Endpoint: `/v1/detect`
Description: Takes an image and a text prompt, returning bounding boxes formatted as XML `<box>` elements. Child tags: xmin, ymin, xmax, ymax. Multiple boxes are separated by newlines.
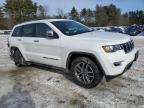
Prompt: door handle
<box><xmin>34</xmin><ymin>40</ymin><xmax>39</xmax><ymax>42</ymax></box>
<box><xmin>17</xmin><ymin>39</ymin><xmax>21</xmax><ymax>41</ymax></box>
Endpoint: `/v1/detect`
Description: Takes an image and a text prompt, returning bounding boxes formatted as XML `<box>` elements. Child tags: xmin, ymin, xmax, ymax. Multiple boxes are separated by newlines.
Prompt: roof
<box><xmin>14</xmin><ymin>19</ymin><xmax>71</xmax><ymax>27</ymax></box>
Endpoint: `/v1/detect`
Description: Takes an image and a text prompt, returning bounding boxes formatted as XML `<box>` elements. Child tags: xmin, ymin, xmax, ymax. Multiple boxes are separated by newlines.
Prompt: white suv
<box><xmin>8</xmin><ymin>19</ymin><xmax>139</xmax><ymax>88</ymax></box>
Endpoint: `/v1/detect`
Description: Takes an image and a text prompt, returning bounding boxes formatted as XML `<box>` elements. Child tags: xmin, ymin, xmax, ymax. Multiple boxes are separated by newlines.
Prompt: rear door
<box><xmin>20</xmin><ymin>23</ymin><xmax>37</xmax><ymax>61</ymax></box>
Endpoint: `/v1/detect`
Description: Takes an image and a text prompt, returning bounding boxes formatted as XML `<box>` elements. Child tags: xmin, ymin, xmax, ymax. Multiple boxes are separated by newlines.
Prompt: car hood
<box><xmin>72</xmin><ymin>31</ymin><xmax>131</xmax><ymax>44</ymax></box>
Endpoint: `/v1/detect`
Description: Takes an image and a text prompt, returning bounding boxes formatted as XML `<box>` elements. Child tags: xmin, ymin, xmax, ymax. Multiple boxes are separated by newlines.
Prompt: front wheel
<box><xmin>70</xmin><ymin>57</ymin><xmax>103</xmax><ymax>88</ymax></box>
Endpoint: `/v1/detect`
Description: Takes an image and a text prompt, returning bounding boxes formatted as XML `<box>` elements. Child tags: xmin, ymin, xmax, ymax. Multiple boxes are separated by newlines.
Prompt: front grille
<box><xmin>120</xmin><ymin>40</ymin><xmax>134</xmax><ymax>53</ymax></box>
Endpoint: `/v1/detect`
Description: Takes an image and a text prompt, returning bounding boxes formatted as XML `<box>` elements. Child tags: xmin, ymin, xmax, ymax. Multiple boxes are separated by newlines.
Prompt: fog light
<box><xmin>114</xmin><ymin>62</ymin><xmax>122</xmax><ymax>66</ymax></box>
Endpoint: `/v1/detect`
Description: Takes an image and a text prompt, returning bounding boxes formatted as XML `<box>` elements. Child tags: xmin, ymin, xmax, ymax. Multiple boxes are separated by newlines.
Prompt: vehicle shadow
<box><xmin>30</xmin><ymin>64</ymin><xmax>74</xmax><ymax>83</ymax></box>
<box><xmin>0</xmin><ymin>83</ymin><xmax>35</xmax><ymax>108</ymax></box>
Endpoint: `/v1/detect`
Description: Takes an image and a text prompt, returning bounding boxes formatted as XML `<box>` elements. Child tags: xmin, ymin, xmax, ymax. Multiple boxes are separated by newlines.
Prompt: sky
<box><xmin>0</xmin><ymin>0</ymin><xmax>144</xmax><ymax>15</ymax></box>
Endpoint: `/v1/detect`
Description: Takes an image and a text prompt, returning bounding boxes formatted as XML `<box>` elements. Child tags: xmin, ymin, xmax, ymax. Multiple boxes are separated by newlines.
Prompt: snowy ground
<box><xmin>0</xmin><ymin>35</ymin><xmax>144</xmax><ymax>108</ymax></box>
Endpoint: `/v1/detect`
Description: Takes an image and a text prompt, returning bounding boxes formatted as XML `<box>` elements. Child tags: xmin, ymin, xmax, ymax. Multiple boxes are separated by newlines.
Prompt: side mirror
<box><xmin>46</xmin><ymin>30</ymin><xmax>54</xmax><ymax>37</ymax></box>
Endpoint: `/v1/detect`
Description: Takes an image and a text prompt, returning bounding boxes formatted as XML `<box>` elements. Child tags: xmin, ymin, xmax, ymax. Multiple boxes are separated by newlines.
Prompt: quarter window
<box><xmin>12</xmin><ymin>26</ymin><xmax>22</xmax><ymax>37</ymax></box>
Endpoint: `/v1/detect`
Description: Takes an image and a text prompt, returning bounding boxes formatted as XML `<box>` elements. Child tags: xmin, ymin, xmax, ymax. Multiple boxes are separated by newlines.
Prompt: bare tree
<box><xmin>37</xmin><ymin>5</ymin><xmax>48</xmax><ymax>19</ymax></box>
<box><xmin>56</xmin><ymin>8</ymin><xmax>64</xmax><ymax>18</ymax></box>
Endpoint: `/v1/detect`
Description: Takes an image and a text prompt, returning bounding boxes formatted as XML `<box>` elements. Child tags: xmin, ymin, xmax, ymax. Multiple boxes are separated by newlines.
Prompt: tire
<box><xmin>13</xmin><ymin>49</ymin><xmax>27</xmax><ymax>67</ymax></box>
<box><xmin>70</xmin><ymin>57</ymin><xmax>103</xmax><ymax>88</ymax></box>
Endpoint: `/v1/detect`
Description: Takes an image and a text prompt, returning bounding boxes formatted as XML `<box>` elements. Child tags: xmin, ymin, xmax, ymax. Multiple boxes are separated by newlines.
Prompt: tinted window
<box><xmin>12</xmin><ymin>26</ymin><xmax>22</xmax><ymax>37</ymax></box>
<box><xmin>36</xmin><ymin>23</ymin><xmax>51</xmax><ymax>38</ymax></box>
<box><xmin>22</xmin><ymin>24</ymin><xmax>35</xmax><ymax>37</ymax></box>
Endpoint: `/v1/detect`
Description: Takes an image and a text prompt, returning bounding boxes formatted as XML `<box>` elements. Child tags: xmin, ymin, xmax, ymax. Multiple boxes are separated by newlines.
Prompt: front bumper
<box><xmin>106</xmin><ymin>50</ymin><xmax>139</xmax><ymax>81</ymax></box>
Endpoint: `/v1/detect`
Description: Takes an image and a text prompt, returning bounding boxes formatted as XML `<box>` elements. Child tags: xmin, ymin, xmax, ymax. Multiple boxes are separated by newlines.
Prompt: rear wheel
<box><xmin>13</xmin><ymin>49</ymin><xmax>27</xmax><ymax>67</ymax></box>
<box><xmin>70</xmin><ymin>57</ymin><xmax>103</xmax><ymax>88</ymax></box>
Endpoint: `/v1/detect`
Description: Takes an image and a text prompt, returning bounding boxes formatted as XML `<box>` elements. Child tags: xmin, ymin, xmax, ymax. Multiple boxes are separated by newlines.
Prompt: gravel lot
<box><xmin>0</xmin><ymin>35</ymin><xmax>144</xmax><ymax>108</ymax></box>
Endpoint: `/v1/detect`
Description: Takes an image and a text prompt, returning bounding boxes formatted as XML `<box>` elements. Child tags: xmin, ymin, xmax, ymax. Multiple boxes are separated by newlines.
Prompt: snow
<box><xmin>132</xmin><ymin>36</ymin><xmax>144</xmax><ymax>39</ymax></box>
<box><xmin>0</xmin><ymin>35</ymin><xmax>144</xmax><ymax>108</ymax></box>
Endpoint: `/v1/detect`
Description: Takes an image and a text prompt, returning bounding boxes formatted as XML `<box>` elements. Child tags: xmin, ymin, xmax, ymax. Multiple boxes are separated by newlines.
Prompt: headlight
<box><xmin>102</xmin><ymin>44</ymin><xmax>122</xmax><ymax>53</ymax></box>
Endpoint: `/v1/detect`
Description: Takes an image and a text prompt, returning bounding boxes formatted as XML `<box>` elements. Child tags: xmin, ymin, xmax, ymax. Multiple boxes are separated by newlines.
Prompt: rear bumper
<box><xmin>106</xmin><ymin>51</ymin><xmax>139</xmax><ymax>81</ymax></box>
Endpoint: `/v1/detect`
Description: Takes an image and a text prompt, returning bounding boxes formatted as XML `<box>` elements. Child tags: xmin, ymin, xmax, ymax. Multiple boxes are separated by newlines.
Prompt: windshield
<box><xmin>51</xmin><ymin>20</ymin><xmax>92</xmax><ymax>36</ymax></box>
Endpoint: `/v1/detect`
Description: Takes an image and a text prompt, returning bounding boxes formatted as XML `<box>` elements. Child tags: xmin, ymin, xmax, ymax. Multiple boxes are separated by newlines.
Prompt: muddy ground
<box><xmin>0</xmin><ymin>35</ymin><xmax>144</xmax><ymax>108</ymax></box>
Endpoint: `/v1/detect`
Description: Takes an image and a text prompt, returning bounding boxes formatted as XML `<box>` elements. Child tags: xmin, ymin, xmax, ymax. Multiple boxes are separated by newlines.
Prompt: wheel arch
<box><xmin>10</xmin><ymin>46</ymin><xmax>28</xmax><ymax>61</ymax></box>
<box><xmin>66</xmin><ymin>51</ymin><xmax>105</xmax><ymax>75</ymax></box>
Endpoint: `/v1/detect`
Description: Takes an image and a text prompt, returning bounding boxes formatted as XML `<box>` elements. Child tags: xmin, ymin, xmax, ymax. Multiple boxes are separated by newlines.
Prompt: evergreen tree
<box><xmin>95</xmin><ymin>5</ymin><xmax>108</xmax><ymax>26</ymax></box>
<box><xmin>69</xmin><ymin>6</ymin><xmax>79</xmax><ymax>21</ymax></box>
<box><xmin>80</xmin><ymin>8</ymin><xmax>94</xmax><ymax>26</ymax></box>
<box><xmin>118</xmin><ymin>14</ymin><xmax>129</xmax><ymax>26</ymax></box>
<box><xmin>0</xmin><ymin>7</ymin><xmax>5</xmax><ymax>29</ymax></box>
<box><xmin>127</xmin><ymin>10</ymin><xmax>144</xmax><ymax>25</ymax></box>
<box><xmin>87</xmin><ymin>8</ymin><xmax>94</xmax><ymax>24</ymax></box>
<box><xmin>0</xmin><ymin>7</ymin><xmax>3</xmax><ymax>21</ymax></box>
<box><xmin>106</xmin><ymin>4</ymin><xmax>121</xmax><ymax>25</ymax></box>
<box><xmin>80</xmin><ymin>8</ymin><xmax>87</xmax><ymax>22</ymax></box>
<box><xmin>4</xmin><ymin>0</ymin><xmax>38</xmax><ymax>27</ymax></box>
<box><xmin>38</xmin><ymin>5</ymin><xmax>47</xmax><ymax>19</ymax></box>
